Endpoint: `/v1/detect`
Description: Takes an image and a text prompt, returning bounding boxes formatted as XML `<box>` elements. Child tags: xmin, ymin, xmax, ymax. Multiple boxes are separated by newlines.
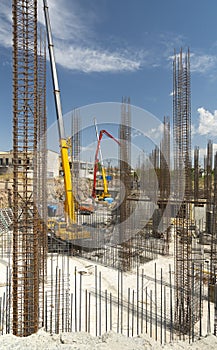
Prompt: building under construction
<box><xmin>0</xmin><ymin>0</ymin><xmax>217</xmax><ymax>346</ymax></box>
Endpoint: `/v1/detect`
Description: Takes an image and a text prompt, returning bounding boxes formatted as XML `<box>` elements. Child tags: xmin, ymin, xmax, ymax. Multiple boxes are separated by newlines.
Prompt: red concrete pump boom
<box><xmin>92</xmin><ymin>130</ymin><xmax>120</xmax><ymax>199</ymax></box>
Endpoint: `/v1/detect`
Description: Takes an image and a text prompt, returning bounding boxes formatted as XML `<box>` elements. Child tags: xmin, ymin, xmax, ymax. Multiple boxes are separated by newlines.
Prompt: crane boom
<box><xmin>92</xmin><ymin>130</ymin><xmax>120</xmax><ymax>199</ymax></box>
<box><xmin>43</xmin><ymin>0</ymin><xmax>64</xmax><ymax>139</ymax></box>
<box><xmin>93</xmin><ymin>119</ymin><xmax>108</xmax><ymax>196</ymax></box>
<box><xmin>43</xmin><ymin>0</ymin><xmax>75</xmax><ymax>223</ymax></box>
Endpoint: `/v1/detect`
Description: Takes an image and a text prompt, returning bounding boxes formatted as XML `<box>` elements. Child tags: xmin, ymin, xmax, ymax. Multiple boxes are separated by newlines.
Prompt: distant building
<box><xmin>59</xmin><ymin>158</ymin><xmax>94</xmax><ymax>180</ymax></box>
<box><xmin>47</xmin><ymin>150</ymin><xmax>59</xmax><ymax>178</ymax></box>
<box><xmin>0</xmin><ymin>149</ymin><xmax>59</xmax><ymax>178</ymax></box>
<box><xmin>0</xmin><ymin>151</ymin><xmax>13</xmax><ymax>175</ymax></box>
<box><xmin>74</xmin><ymin>160</ymin><xmax>94</xmax><ymax>180</ymax></box>
<box><xmin>0</xmin><ymin>150</ymin><xmax>94</xmax><ymax>180</ymax></box>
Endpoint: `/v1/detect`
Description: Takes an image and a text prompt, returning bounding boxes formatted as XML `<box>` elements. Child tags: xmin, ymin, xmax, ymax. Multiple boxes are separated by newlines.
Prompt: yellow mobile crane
<box><xmin>43</xmin><ymin>0</ymin><xmax>89</xmax><ymax>240</ymax></box>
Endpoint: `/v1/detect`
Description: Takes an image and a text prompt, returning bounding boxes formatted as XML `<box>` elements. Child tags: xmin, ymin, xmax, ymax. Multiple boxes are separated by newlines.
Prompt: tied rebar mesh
<box><xmin>12</xmin><ymin>0</ymin><xmax>42</xmax><ymax>336</ymax></box>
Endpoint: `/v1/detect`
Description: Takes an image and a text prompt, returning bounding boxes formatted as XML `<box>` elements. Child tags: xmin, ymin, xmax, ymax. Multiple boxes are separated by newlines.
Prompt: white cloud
<box><xmin>55</xmin><ymin>44</ymin><xmax>140</xmax><ymax>73</ymax></box>
<box><xmin>38</xmin><ymin>0</ymin><xmax>91</xmax><ymax>44</ymax></box>
<box><xmin>160</xmin><ymin>33</ymin><xmax>185</xmax><ymax>57</ymax></box>
<box><xmin>131</xmin><ymin>129</ymin><xmax>143</xmax><ymax>138</ymax></box>
<box><xmin>5</xmin><ymin>1</ymin><xmax>216</xmax><ymax>75</ymax></box>
<box><xmin>40</xmin><ymin>0</ymin><xmax>142</xmax><ymax>73</ymax></box>
<box><xmin>146</xmin><ymin>123</ymin><xmax>164</xmax><ymax>141</ymax></box>
<box><xmin>196</xmin><ymin>143</ymin><xmax>217</xmax><ymax>165</ymax></box>
<box><xmin>191</xmin><ymin>124</ymin><xmax>196</xmax><ymax>136</ymax></box>
<box><xmin>0</xmin><ymin>2</ymin><xmax>12</xmax><ymax>48</ymax></box>
<box><xmin>197</xmin><ymin>107</ymin><xmax>217</xmax><ymax>136</ymax></box>
<box><xmin>0</xmin><ymin>0</ymin><xmax>142</xmax><ymax>73</ymax></box>
<box><xmin>191</xmin><ymin>53</ymin><xmax>217</xmax><ymax>73</ymax></box>
<box><xmin>168</xmin><ymin>51</ymin><xmax>217</xmax><ymax>75</ymax></box>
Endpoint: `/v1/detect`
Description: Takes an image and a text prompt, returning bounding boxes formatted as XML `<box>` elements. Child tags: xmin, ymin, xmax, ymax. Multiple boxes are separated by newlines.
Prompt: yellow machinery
<box><xmin>93</xmin><ymin>119</ymin><xmax>111</xmax><ymax>200</ymax></box>
<box><xmin>43</xmin><ymin>1</ymin><xmax>89</xmax><ymax>240</ymax></box>
<box><xmin>92</xmin><ymin>125</ymin><xmax>120</xmax><ymax>200</ymax></box>
<box><xmin>43</xmin><ymin>0</ymin><xmax>75</xmax><ymax>225</ymax></box>
<box><xmin>53</xmin><ymin>222</ymin><xmax>90</xmax><ymax>240</ymax></box>
<box><xmin>98</xmin><ymin>170</ymin><xmax>110</xmax><ymax>200</ymax></box>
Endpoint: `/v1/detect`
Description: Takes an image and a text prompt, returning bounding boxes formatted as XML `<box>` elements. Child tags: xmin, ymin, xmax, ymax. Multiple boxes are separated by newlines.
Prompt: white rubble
<box><xmin>1</xmin><ymin>329</ymin><xmax>217</xmax><ymax>349</ymax></box>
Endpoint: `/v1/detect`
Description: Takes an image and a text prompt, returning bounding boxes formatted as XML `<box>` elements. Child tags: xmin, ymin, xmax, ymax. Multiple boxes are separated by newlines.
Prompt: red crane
<box><xmin>92</xmin><ymin>129</ymin><xmax>120</xmax><ymax>200</ymax></box>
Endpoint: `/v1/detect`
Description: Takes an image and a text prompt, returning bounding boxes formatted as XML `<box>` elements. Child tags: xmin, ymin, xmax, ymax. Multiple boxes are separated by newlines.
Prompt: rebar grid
<box><xmin>12</xmin><ymin>0</ymin><xmax>40</xmax><ymax>336</ymax></box>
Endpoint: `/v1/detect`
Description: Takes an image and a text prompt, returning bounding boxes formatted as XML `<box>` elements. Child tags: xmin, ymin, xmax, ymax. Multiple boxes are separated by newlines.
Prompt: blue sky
<box><xmin>1</xmin><ymin>0</ymin><xmax>217</xmax><ymax>163</ymax></box>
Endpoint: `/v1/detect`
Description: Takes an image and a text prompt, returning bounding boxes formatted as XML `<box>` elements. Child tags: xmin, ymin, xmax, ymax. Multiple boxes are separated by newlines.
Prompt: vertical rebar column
<box><xmin>72</xmin><ymin>109</ymin><xmax>81</xmax><ymax>177</ymax></box>
<box><xmin>194</xmin><ymin>146</ymin><xmax>199</xmax><ymax>201</ymax></box>
<box><xmin>173</xmin><ymin>48</ymin><xmax>193</xmax><ymax>334</ymax></box>
<box><xmin>71</xmin><ymin>109</ymin><xmax>81</xmax><ymax>215</ymax></box>
<box><xmin>159</xmin><ymin>116</ymin><xmax>171</xmax><ymax>243</ymax></box>
<box><xmin>210</xmin><ymin>153</ymin><xmax>217</xmax><ymax>290</ymax></box>
<box><xmin>139</xmin><ymin>151</ymin><xmax>145</xmax><ymax>193</ymax></box>
<box><xmin>205</xmin><ymin>140</ymin><xmax>213</xmax><ymax>234</ymax></box>
<box><xmin>160</xmin><ymin>116</ymin><xmax>170</xmax><ymax>200</ymax></box>
<box><xmin>148</xmin><ymin>146</ymin><xmax>160</xmax><ymax>205</ymax></box>
<box><xmin>119</xmin><ymin>97</ymin><xmax>131</xmax><ymax>270</ymax></box>
<box><xmin>37</xmin><ymin>28</ymin><xmax>47</xmax><ymax>327</ymax></box>
<box><xmin>12</xmin><ymin>0</ymin><xmax>40</xmax><ymax>336</ymax></box>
